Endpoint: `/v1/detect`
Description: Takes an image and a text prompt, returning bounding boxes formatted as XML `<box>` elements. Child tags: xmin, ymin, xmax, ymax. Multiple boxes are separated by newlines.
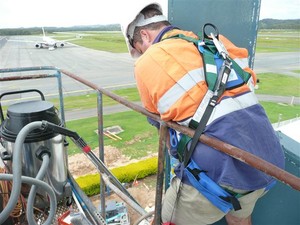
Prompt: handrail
<box><xmin>60</xmin><ymin>68</ymin><xmax>300</xmax><ymax>191</ymax></box>
<box><xmin>0</xmin><ymin>66</ymin><xmax>66</xmax><ymax>124</ymax></box>
<box><xmin>59</xmin><ymin>68</ymin><xmax>300</xmax><ymax>225</ymax></box>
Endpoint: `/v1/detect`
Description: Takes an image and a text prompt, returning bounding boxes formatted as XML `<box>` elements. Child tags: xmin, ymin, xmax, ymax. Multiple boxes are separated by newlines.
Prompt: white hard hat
<box><xmin>120</xmin><ymin>1</ymin><xmax>168</xmax><ymax>58</ymax></box>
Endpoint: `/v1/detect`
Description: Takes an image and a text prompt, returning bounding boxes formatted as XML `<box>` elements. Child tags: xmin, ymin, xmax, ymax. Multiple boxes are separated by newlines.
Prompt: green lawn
<box><xmin>54</xmin><ymin>31</ymin><xmax>128</xmax><ymax>52</ymax></box>
<box><xmin>255</xmin><ymin>73</ymin><xmax>300</xmax><ymax>97</ymax></box>
<box><xmin>65</xmin><ymin>101</ymin><xmax>300</xmax><ymax>156</ymax></box>
<box><xmin>260</xmin><ymin>102</ymin><xmax>300</xmax><ymax>123</ymax></box>
<box><xmin>66</xmin><ymin>111</ymin><xmax>159</xmax><ymax>157</ymax></box>
<box><xmin>55</xmin><ymin>29</ymin><xmax>300</xmax><ymax>53</ymax></box>
<box><xmin>51</xmin><ymin>88</ymin><xmax>140</xmax><ymax>111</ymax></box>
<box><xmin>256</xmin><ymin>29</ymin><xmax>300</xmax><ymax>53</ymax></box>
<box><xmin>63</xmin><ymin>73</ymin><xmax>300</xmax><ymax>156</ymax></box>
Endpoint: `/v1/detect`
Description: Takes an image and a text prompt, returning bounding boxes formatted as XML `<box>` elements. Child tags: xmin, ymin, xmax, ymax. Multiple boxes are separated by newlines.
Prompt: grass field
<box><xmin>256</xmin><ymin>29</ymin><xmax>300</xmax><ymax>52</ymax></box>
<box><xmin>62</xmin><ymin>72</ymin><xmax>300</xmax><ymax>156</ymax></box>
<box><xmin>51</xmin><ymin>88</ymin><xmax>140</xmax><ymax>111</ymax></box>
<box><xmin>255</xmin><ymin>73</ymin><xmax>300</xmax><ymax>96</ymax></box>
<box><xmin>54</xmin><ymin>29</ymin><xmax>300</xmax><ymax>53</ymax></box>
<box><xmin>66</xmin><ymin>100</ymin><xmax>300</xmax><ymax>156</ymax></box>
<box><xmin>54</xmin><ymin>31</ymin><xmax>128</xmax><ymax>52</ymax></box>
<box><xmin>66</xmin><ymin>111</ymin><xmax>159</xmax><ymax>157</ymax></box>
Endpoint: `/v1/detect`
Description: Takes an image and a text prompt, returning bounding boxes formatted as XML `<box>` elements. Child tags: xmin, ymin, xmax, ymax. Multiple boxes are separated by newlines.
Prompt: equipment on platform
<box><xmin>0</xmin><ymin>91</ymin><xmax>69</xmax><ymax>202</ymax></box>
<box><xmin>104</xmin><ymin>200</ymin><xmax>130</xmax><ymax>225</ymax></box>
<box><xmin>0</xmin><ymin>89</ymin><xmax>134</xmax><ymax>225</ymax></box>
<box><xmin>0</xmin><ymin>89</ymin><xmax>105</xmax><ymax>225</ymax></box>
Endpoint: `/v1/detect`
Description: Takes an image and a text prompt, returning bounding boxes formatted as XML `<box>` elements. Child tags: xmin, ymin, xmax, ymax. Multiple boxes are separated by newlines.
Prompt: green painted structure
<box><xmin>168</xmin><ymin>1</ymin><xmax>300</xmax><ymax>224</ymax></box>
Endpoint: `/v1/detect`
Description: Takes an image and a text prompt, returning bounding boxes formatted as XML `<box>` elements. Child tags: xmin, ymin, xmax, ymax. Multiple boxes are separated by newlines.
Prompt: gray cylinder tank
<box><xmin>0</xmin><ymin>100</ymin><xmax>68</xmax><ymax>201</ymax></box>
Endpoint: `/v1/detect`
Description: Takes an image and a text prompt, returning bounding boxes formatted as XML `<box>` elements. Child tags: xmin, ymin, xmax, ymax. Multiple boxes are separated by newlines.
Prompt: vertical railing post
<box><xmin>97</xmin><ymin>91</ymin><xmax>106</xmax><ymax>220</ymax></box>
<box><xmin>164</xmin><ymin>148</ymin><xmax>171</xmax><ymax>191</ymax></box>
<box><xmin>55</xmin><ymin>70</ymin><xmax>66</xmax><ymax>124</ymax></box>
<box><xmin>154</xmin><ymin>123</ymin><xmax>168</xmax><ymax>224</ymax></box>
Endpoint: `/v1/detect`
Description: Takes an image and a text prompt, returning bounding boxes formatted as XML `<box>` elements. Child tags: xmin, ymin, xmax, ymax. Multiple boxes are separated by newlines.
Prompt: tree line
<box><xmin>259</xmin><ymin>19</ymin><xmax>300</xmax><ymax>29</ymax></box>
<box><xmin>0</xmin><ymin>24</ymin><xmax>121</xmax><ymax>36</ymax></box>
<box><xmin>0</xmin><ymin>19</ymin><xmax>299</xmax><ymax>36</ymax></box>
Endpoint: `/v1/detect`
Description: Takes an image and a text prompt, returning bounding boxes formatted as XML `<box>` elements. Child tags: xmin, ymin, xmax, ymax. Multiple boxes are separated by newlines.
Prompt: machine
<box><xmin>0</xmin><ymin>88</ymin><xmax>143</xmax><ymax>225</ymax></box>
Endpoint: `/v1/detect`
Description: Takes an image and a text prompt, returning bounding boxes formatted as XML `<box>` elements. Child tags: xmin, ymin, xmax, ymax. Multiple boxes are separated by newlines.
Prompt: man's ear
<box><xmin>140</xmin><ymin>29</ymin><xmax>151</xmax><ymax>43</ymax></box>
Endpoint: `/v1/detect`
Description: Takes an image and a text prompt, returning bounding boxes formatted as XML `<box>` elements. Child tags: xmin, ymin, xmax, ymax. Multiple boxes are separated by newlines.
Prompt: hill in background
<box><xmin>0</xmin><ymin>19</ymin><xmax>299</xmax><ymax>36</ymax></box>
<box><xmin>0</xmin><ymin>24</ymin><xmax>121</xmax><ymax>36</ymax></box>
<box><xmin>259</xmin><ymin>19</ymin><xmax>300</xmax><ymax>29</ymax></box>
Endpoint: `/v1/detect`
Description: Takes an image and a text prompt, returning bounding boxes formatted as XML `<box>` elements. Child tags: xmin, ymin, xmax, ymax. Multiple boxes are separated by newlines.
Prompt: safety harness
<box><xmin>166</xmin><ymin>23</ymin><xmax>252</xmax><ymax>213</ymax></box>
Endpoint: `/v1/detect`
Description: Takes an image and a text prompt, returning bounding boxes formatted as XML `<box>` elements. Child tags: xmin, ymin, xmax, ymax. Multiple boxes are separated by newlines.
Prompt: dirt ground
<box><xmin>68</xmin><ymin>146</ymin><xmax>157</xmax><ymax>224</ymax></box>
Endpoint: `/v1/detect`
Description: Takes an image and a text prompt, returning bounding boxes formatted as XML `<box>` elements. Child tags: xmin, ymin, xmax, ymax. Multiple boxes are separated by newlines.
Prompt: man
<box><xmin>122</xmin><ymin>2</ymin><xmax>285</xmax><ymax>225</ymax></box>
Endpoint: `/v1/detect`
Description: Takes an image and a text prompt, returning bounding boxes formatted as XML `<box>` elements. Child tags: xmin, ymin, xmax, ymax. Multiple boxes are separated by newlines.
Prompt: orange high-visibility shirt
<box><xmin>135</xmin><ymin>29</ymin><xmax>256</xmax><ymax>123</ymax></box>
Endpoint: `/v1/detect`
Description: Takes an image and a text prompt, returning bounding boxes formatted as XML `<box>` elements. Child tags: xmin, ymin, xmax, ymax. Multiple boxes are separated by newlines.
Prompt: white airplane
<box><xmin>35</xmin><ymin>27</ymin><xmax>81</xmax><ymax>50</ymax></box>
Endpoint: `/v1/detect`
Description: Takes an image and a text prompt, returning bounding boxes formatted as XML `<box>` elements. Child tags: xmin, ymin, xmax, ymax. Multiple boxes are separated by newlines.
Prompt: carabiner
<box><xmin>169</xmin><ymin>128</ymin><xmax>178</xmax><ymax>149</ymax></box>
<box><xmin>202</xmin><ymin>23</ymin><xmax>228</xmax><ymax>59</ymax></box>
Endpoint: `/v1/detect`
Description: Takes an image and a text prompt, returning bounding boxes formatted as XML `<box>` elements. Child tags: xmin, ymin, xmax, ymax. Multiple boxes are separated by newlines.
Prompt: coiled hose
<box><xmin>0</xmin><ymin>121</ymin><xmax>57</xmax><ymax>224</ymax></box>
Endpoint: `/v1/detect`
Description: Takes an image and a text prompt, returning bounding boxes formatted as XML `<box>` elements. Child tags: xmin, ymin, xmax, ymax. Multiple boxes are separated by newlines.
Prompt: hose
<box><xmin>0</xmin><ymin>168</ymin><xmax>26</xmax><ymax>218</ymax></box>
<box><xmin>0</xmin><ymin>121</ymin><xmax>57</xmax><ymax>224</ymax></box>
<box><xmin>0</xmin><ymin>174</ymin><xmax>56</xmax><ymax>224</ymax></box>
<box><xmin>133</xmin><ymin>211</ymin><xmax>155</xmax><ymax>225</ymax></box>
<box><xmin>26</xmin><ymin>153</ymin><xmax>52</xmax><ymax>225</ymax></box>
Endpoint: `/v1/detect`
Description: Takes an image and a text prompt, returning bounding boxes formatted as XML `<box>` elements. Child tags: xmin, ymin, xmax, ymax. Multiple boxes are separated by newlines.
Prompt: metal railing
<box><xmin>1</xmin><ymin>66</ymin><xmax>300</xmax><ymax>225</ymax></box>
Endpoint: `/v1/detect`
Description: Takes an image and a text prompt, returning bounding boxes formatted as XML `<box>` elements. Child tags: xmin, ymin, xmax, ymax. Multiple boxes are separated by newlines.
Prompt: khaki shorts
<box><xmin>161</xmin><ymin>177</ymin><xmax>267</xmax><ymax>225</ymax></box>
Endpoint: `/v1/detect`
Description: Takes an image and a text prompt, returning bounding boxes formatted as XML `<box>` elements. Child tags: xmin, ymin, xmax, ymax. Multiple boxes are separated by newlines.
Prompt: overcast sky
<box><xmin>0</xmin><ymin>0</ymin><xmax>299</xmax><ymax>29</ymax></box>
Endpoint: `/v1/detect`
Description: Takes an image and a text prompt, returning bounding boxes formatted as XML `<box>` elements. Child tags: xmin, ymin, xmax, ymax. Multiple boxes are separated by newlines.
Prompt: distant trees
<box><xmin>0</xmin><ymin>24</ymin><xmax>121</xmax><ymax>36</ymax></box>
<box><xmin>259</xmin><ymin>19</ymin><xmax>300</xmax><ymax>29</ymax></box>
<box><xmin>0</xmin><ymin>28</ymin><xmax>32</xmax><ymax>35</ymax></box>
<box><xmin>0</xmin><ymin>20</ymin><xmax>299</xmax><ymax>36</ymax></box>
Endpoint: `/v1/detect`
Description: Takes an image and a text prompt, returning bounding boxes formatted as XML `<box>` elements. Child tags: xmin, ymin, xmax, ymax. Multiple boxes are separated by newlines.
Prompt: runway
<box><xmin>0</xmin><ymin>36</ymin><xmax>136</xmax><ymax>100</ymax></box>
<box><xmin>0</xmin><ymin>35</ymin><xmax>299</xmax><ymax>102</ymax></box>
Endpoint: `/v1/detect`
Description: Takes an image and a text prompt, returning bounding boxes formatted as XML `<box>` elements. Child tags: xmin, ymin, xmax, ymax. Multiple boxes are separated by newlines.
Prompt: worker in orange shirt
<box><xmin>121</xmin><ymin>1</ymin><xmax>285</xmax><ymax>225</ymax></box>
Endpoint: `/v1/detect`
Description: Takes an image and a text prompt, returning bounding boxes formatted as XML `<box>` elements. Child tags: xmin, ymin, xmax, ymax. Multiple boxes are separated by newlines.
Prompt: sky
<box><xmin>0</xmin><ymin>0</ymin><xmax>299</xmax><ymax>29</ymax></box>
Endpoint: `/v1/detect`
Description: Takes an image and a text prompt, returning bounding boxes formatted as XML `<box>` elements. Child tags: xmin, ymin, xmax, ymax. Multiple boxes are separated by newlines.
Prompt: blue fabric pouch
<box><xmin>185</xmin><ymin>159</ymin><xmax>242</xmax><ymax>213</ymax></box>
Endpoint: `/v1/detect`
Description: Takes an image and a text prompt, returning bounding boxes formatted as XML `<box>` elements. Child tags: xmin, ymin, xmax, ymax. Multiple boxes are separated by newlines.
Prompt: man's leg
<box><xmin>225</xmin><ymin>214</ymin><xmax>252</xmax><ymax>225</ymax></box>
<box><xmin>162</xmin><ymin>177</ymin><xmax>225</xmax><ymax>225</ymax></box>
<box><xmin>225</xmin><ymin>188</ymin><xmax>267</xmax><ymax>225</ymax></box>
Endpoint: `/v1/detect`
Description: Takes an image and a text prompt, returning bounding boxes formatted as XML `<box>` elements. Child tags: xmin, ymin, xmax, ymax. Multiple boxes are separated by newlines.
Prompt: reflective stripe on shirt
<box><xmin>157</xmin><ymin>67</ymin><xmax>205</xmax><ymax>114</ymax></box>
<box><xmin>178</xmin><ymin>91</ymin><xmax>259</xmax><ymax>127</ymax></box>
<box><xmin>234</xmin><ymin>57</ymin><xmax>249</xmax><ymax>69</ymax></box>
<box><xmin>157</xmin><ymin>56</ymin><xmax>251</xmax><ymax>120</ymax></box>
<box><xmin>208</xmin><ymin>91</ymin><xmax>259</xmax><ymax>125</ymax></box>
